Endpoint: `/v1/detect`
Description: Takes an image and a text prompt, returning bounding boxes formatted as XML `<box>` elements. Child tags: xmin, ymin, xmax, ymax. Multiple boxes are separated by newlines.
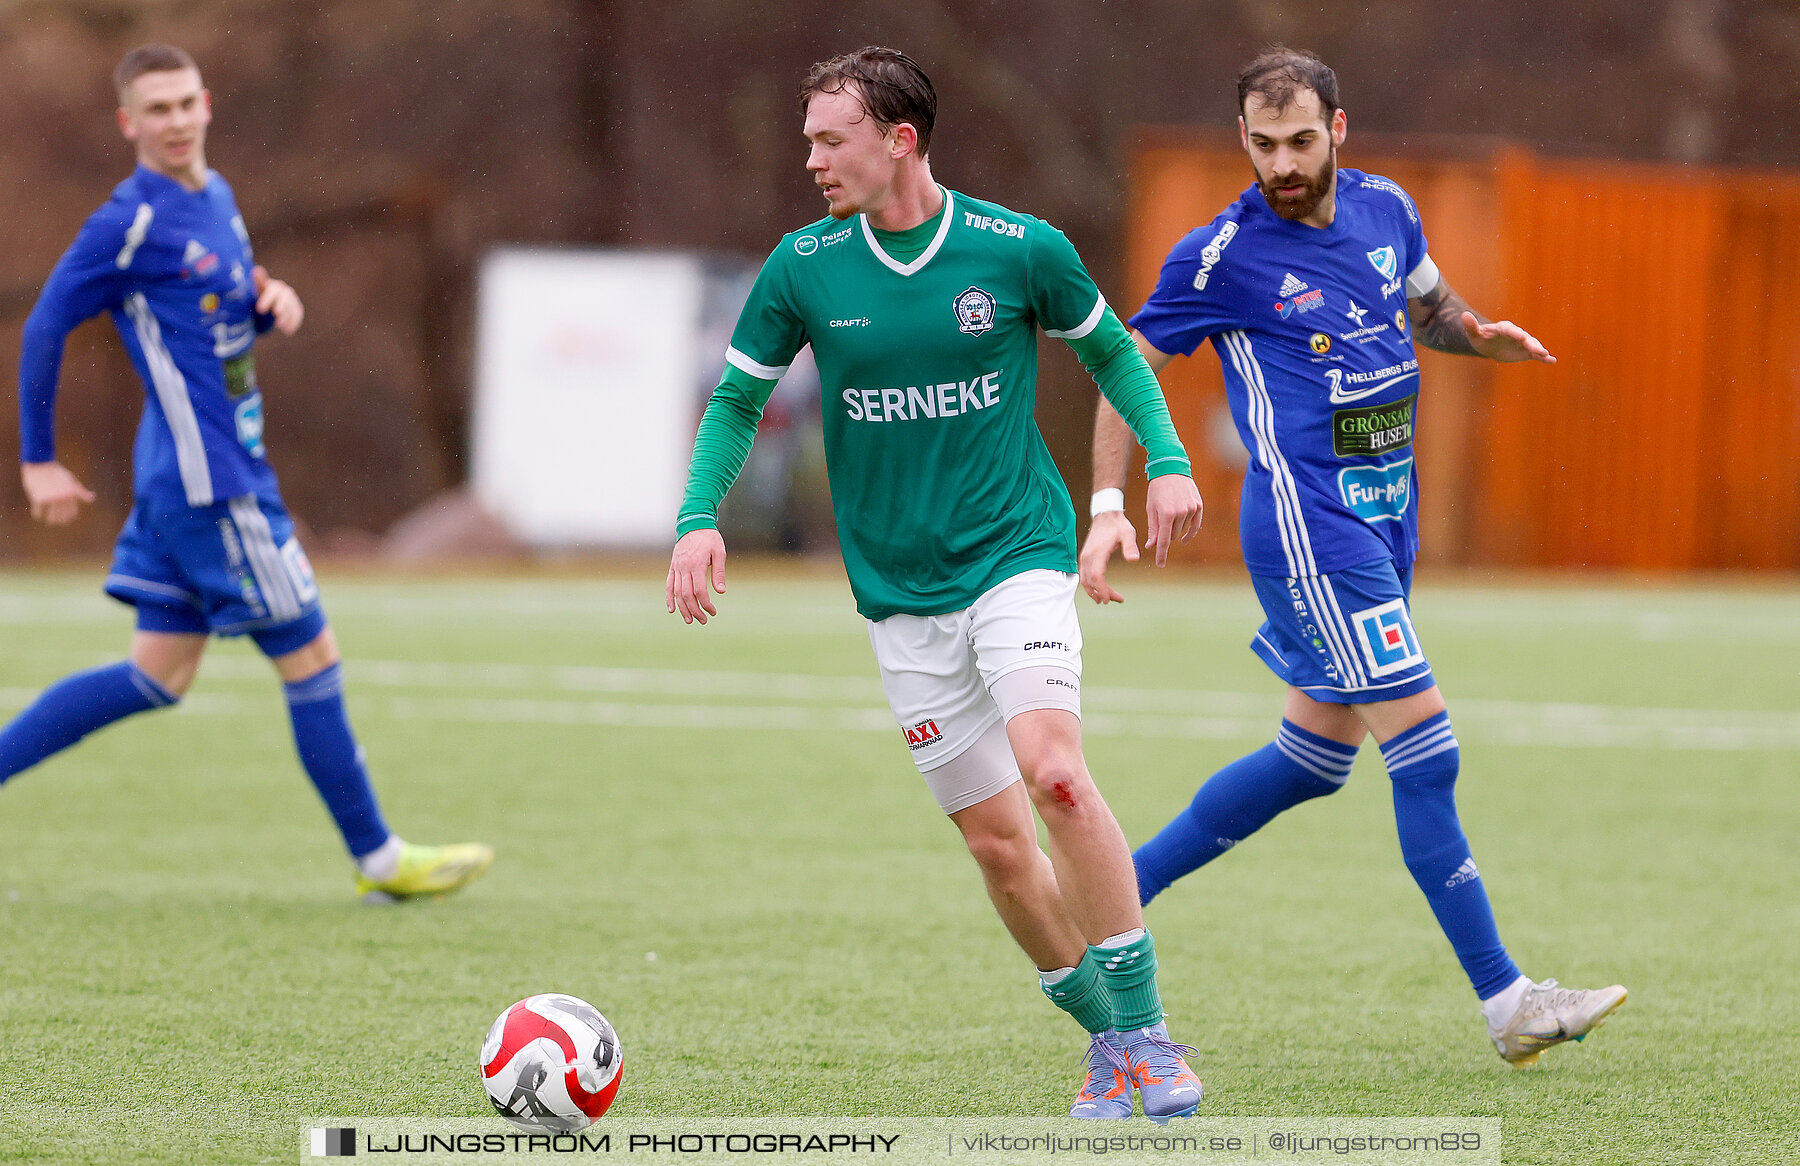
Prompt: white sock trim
<box><xmin>1096</xmin><ymin>927</ymin><xmax>1146</xmax><ymax>950</ymax></box>
<box><xmin>1480</xmin><ymin>974</ymin><xmax>1532</xmax><ymax>1030</ymax></box>
<box><xmin>357</xmin><ymin>835</ymin><xmax>404</xmax><ymax>881</ymax></box>
<box><xmin>1039</xmin><ymin>966</ymin><xmax>1077</xmax><ymax>987</ymax></box>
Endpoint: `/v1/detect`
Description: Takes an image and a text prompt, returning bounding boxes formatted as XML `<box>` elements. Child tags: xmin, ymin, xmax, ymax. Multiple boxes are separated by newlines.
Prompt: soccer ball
<box><xmin>480</xmin><ymin>994</ymin><xmax>623</xmax><ymax>1132</ymax></box>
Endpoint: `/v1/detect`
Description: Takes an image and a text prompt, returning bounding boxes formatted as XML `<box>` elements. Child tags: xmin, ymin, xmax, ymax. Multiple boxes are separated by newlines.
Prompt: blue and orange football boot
<box><xmin>1069</xmin><ymin>1030</ymin><xmax>1134</xmax><ymax>1119</ymax></box>
<box><xmin>1122</xmin><ymin>1022</ymin><xmax>1201</xmax><ymax>1124</ymax></box>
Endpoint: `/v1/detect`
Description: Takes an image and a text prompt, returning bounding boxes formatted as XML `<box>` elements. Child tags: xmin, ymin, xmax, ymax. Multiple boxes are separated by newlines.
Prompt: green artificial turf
<box><xmin>0</xmin><ymin>567</ymin><xmax>1793</xmax><ymax>1164</ymax></box>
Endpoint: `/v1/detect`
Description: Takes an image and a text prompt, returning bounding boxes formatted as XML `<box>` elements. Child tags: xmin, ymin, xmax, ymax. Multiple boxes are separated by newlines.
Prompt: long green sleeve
<box><xmin>675</xmin><ymin>364</ymin><xmax>778</xmax><ymax>537</ymax></box>
<box><xmin>1065</xmin><ymin>307</ymin><xmax>1192</xmax><ymax>480</ymax></box>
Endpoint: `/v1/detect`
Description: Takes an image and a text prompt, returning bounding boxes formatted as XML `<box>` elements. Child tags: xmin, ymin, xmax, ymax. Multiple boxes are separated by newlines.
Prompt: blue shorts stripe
<box><xmin>1249</xmin><ymin>559</ymin><xmax>1435</xmax><ymax>705</ymax></box>
<box><xmin>228</xmin><ymin>496</ymin><xmax>300</xmax><ymax>620</ymax></box>
<box><xmin>107</xmin><ymin>492</ymin><xmax>320</xmax><ymax>641</ymax></box>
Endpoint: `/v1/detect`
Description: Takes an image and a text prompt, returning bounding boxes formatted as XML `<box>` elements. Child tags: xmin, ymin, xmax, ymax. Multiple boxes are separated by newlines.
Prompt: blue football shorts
<box><xmin>105</xmin><ymin>491</ymin><xmax>326</xmax><ymax>657</ymax></box>
<box><xmin>1248</xmin><ymin>557</ymin><xmax>1436</xmax><ymax>705</ymax></box>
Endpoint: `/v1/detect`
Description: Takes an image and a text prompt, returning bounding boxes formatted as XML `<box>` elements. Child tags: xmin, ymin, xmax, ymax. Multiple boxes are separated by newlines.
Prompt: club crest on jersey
<box><xmin>1366</xmin><ymin>246</ymin><xmax>1398</xmax><ymax>281</ymax></box>
<box><xmin>954</xmin><ymin>286</ymin><xmax>996</xmax><ymax>336</ymax></box>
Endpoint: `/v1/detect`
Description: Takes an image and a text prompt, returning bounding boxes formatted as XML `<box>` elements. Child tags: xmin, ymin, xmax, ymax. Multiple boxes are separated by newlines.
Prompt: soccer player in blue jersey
<box><xmin>5</xmin><ymin>44</ymin><xmax>492</xmax><ymax>902</ymax></box>
<box><xmin>1082</xmin><ymin>48</ymin><xmax>1627</xmax><ymax>1066</ymax></box>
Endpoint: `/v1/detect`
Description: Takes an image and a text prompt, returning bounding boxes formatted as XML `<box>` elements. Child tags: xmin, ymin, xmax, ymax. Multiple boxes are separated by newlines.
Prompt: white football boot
<box><xmin>1489</xmin><ymin>978</ymin><xmax>1628</xmax><ymax>1067</ymax></box>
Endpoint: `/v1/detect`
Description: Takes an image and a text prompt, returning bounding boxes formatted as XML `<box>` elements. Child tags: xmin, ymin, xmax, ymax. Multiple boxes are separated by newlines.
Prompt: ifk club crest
<box><xmin>954</xmin><ymin>286</ymin><xmax>996</xmax><ymax>335</ymax></box>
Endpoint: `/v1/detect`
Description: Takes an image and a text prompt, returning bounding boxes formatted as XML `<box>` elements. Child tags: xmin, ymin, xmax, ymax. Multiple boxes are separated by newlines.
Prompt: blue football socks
<box><xmin>1135</xmin><ymin>719</ymin><xmax>1357</xmax><ymax>904</ymax></box>
<box><xmin>283</xmin><ymin>663</ymin><xmax>390</xmax><ymax>859</ymax></box>
<box><xmin>1381</xmin><ymin>711</ymin><xmax>1520</xmax><ymax>999</ymax></box>
<box><xmin>0</xmin><ymin>661</ymin><xmax>177</xmax><ymax>783</ymax></box>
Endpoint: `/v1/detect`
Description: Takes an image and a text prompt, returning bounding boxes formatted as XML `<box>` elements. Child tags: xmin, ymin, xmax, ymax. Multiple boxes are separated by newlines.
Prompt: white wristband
<box><xmin>1089</xmin><ymin>488</ymin><xmax>1126</xmax><ymax>518</ymax></box>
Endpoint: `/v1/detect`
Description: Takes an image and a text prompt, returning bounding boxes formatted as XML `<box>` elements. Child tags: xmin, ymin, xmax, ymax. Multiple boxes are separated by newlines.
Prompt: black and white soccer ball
<box><xmin>480</xmin><ymin>994</ymin><xmax>623</xmax><ymax>1132</ymax></box>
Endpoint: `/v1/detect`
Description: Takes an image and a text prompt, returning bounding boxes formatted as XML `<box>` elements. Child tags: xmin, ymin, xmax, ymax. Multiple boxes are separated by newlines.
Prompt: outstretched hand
<box><xmin>1461</xmin><ymin>311</ymin><xmax>1554</xmax><ymax>363</ymax></box>
<box><xmin>1144</xmin><ymin>474</ymin><xmax>1203</xmax><ymax>566</ymax></box>
<box><xmin>666</xmin><ymin>528</ymin><xmax>728</xmax><ymax>624</ymax></box>
<box><xmin>253</xmin><ymin>265</ymin><xmax>305</xmax><ymax>335</ymax></box>
<box><xmin>1079</xmin><ymin>511</ymin><xmax>1137</xmax><ymax>604</ymax></box>
<box><xmin>21</xmin><ymin>461</ymin><xmax>95</xmax><ymax>526</ymax></box>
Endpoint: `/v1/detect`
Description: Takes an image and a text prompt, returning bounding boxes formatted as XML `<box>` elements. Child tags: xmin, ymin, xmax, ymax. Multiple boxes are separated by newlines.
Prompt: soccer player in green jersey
<box><xmin>666</xmin><ymin>47</ymin><xmax>1206</xmax><ymax>1121</ymax></box>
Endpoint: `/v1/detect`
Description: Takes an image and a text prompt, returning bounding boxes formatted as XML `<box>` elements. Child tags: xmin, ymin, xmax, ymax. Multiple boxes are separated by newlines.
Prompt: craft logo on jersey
<box><xmin>954</xmin><ymin>286</ymin><xmax>997</xmax><ymax>335</ymax></box>
<box><xmin>1366</xmin><ymin>246</ymin><xmax>1398</xmax><ymax>282</ymax></box>
<box><xmin>1351</xmin><ymin>597</ymin><xmax>1425</xmax><ymax>678</ymax></box>
<box><xmin>793</xmin><ymin>234</ymin><xmax>819</xmax><ymax>256</ymax></box>
<box><xmin>904</xmin><ymin>719</ymin><xmax>944</xmax><ymax>751</ymax></box>
<box><xmin>1338</xmin><ymin>457</ymin><xmax>1412</xmax><ymax>523</ymax></box>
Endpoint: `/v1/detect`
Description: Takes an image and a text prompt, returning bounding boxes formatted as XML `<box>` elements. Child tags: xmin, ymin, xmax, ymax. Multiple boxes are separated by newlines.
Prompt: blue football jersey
<box><xmin>19</xmin><ymin>165</ymin><xmax>278</xmax><ymax>508</ymax></box>
<box><xmin>1131</xmin><ymin>169</ymin><xmax>1440</xmax><ymax>576</ymax></box>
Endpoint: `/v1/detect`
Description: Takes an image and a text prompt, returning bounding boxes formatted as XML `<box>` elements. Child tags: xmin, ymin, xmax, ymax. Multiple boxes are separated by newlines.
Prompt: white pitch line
<box><xmin>72</xmin><ymin>658</ymin><xmax>1800</xmax><ymax>752</ymax></box>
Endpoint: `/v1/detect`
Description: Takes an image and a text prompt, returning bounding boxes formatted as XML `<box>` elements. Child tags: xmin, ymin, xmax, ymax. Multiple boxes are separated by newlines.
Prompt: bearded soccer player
<box><xmin>1082</xmin><ymin>47</ymin><xmax>1626</xmax><ymax>1067</ymax></box>
<box><xmin>667</xmin><ymin>47</ymin><xmax>1205</xmax><ymax>1120</ymax></box>
<box><xmin>6</xmin><ymin>45</ymin><xmax>492</xmax><ymax>902</ymax></box>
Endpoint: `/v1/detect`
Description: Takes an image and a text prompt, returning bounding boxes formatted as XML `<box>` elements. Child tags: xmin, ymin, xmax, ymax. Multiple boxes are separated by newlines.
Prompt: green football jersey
<box><xmin>696</xmin><ymin>188</ymin><xmax>1183</xmax><ymax>620</ymax></box>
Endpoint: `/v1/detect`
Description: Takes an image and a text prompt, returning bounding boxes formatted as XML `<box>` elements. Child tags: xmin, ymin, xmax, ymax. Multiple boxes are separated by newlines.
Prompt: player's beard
<box><xmin>1260</xmin><ymin>146</ymin><xmax>1336</xmax><ymax>221</ymax></box>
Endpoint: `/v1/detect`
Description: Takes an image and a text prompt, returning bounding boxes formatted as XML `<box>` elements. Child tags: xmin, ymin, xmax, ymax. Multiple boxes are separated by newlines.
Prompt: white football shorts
<box><xmin>866</xmin><ymin>569</ymin><xmax>1083</xmax><ymax>814</ymax></box>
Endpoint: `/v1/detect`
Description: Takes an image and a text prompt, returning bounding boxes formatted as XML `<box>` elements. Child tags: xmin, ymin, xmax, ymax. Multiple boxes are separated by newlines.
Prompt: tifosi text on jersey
<box><xmin>963</xmin><ymin>213</ymin><xmax>1025</xmax><ymax>238</ymax></box>
<box><xmin>842</xmin><ymin>372</ymin><xmax>1002</xmax><ymax>422</ymax></box>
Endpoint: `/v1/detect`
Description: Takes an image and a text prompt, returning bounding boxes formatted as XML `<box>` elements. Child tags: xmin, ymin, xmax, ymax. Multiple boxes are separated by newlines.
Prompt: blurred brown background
<box><xmin>1</xmin><ymin>0</ymin><xmax>1791</xmax><ymax>565</ymax></box>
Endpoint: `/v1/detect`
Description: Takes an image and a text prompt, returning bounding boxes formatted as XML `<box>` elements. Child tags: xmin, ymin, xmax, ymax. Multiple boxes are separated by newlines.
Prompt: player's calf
<box><xmin>0</xmin><ymin>661</ymin><xmax>179</xmax><ymax>783</ymax></box>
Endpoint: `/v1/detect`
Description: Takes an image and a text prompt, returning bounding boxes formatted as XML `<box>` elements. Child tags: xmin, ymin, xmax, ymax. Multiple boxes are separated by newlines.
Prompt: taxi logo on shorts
<box><xmin>903</xmin><ymin>719</ymin><xmax>944</xmax><ymax>751</ymax></box>
<box><xmin>1309</xmin><ymin>332</ymin><xmax>1333</xmax><ymax>354</ymax></box>
<box><xmin>954</xmin><ymin>286</ymin><xmax>997</xmax><ymax>336</ymax></box>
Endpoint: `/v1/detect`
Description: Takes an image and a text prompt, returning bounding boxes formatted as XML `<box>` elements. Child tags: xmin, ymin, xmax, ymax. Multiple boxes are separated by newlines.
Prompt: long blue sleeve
<box><xmin>18</xmin><ymin>207</ymin><xmax>132</xmax><ymax>462</ymax></box>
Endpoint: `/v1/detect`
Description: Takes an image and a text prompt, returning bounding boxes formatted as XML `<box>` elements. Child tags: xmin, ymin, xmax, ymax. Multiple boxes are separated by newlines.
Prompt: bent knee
<box><xmin>1021</xmin><ymin>762</ymin><xmax>1095</xmax><ymax>813</ymax></box>
<box><xmin>963</xmin><ymin>829</ymin><xmax>1040</xmax><ymax>881</ymax></box>
<box><xmin>128</xmin><ymin>632</ymin><xmax>207</xmax><ymax>697</ymax></box>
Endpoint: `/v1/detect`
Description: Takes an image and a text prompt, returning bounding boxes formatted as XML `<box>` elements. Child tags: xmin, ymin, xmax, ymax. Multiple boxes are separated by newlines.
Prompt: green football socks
<box><xmin>1039</xmin><ymin>948</ymin><xmax>1114</xmax><ymax>1034</ymax></box>
<box><xmin>1095</xmin><ymin>928</ymin><xmax>1164</xmax><ymax>1033</ymax></box>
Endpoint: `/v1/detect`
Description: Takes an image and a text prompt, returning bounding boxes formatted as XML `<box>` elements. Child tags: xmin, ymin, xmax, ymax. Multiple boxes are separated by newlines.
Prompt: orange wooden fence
<box><xmin>1123</xmin><ymin>129</ymin><xmax>1800</xmax><ymax>570</ymax></box>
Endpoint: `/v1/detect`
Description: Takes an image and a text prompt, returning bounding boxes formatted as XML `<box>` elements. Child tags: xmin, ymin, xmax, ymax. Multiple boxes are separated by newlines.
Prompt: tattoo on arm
<box><xmin>1408</xmin><ymin>278</ymin><xmax>1487</xmax><ymax>356</ymax></box>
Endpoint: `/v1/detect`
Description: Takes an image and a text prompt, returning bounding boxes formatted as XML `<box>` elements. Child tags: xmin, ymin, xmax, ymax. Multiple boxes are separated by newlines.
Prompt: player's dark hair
<box><xmin>1236</xmin><ymin>47</ymin><xmax>1339</xmax><ymax>123</ymax></box>
<box><xmin>113</xmin><ymin>43</ymin><xmax>198</xmax><ymax>101</ymax></box>
<box><xmin>800</xmin><ymin>47</ymin><xmax>937</xmax><ymax>158</ymax></box>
